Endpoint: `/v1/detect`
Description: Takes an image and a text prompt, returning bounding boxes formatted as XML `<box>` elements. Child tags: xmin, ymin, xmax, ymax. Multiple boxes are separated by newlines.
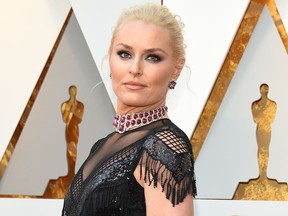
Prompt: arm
<box><xmin>144</xmin><ymin>179</ymin><xmax>194</xmax><ymax>216</ymax></box>
<box><xmin>134</xmin><ymin>163</ymin><xmax>194</xmax><ymax>216</ymax></box>
<box><xmin>135</xmin><ymin>130</ymin><xmax>196</xmax><ymax>216</ymax></box>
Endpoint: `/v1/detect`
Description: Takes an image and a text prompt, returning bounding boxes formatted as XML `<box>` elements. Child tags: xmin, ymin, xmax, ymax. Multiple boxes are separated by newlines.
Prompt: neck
<box><xmin>116</xmin><ymin>101</ymin><xmax>166</xmax><ymax>115</ymax></box>
<box><xmin>113</xmin><ymin>106</ymin><xmax>168</xmax><ymax>133</ymax></box>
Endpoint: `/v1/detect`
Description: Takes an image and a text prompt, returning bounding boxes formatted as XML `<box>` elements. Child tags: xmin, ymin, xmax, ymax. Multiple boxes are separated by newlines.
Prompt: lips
<box><xmin>123</xmin><ymin>81</ymin><xmax>147</xmax><ymax>90</ymax></box>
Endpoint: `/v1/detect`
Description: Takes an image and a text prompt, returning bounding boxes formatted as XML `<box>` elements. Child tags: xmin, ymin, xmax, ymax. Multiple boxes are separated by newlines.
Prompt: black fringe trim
<box><xmin>83</xmin><ymin>180</ymin><xmax>127</xmax><ymax>214</ymax></box>
<box><xmin>139</xmin><ymin>150</ymin><xmax>197</xmax><ymax>206</ymax></box>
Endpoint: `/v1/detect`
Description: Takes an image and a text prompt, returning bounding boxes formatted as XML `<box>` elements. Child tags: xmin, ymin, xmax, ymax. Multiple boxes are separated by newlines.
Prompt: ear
<box><xmin>172</xmin><ymin>58</ymin><xmax>185</xmax><ymax>81</ymax></box>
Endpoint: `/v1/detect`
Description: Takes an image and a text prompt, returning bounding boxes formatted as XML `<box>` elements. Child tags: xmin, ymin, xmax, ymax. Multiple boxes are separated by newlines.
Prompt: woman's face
<box><xmin>109</xmin><ymin>20</ymin><xmax>181</xmax><ymax>112</ymax></box>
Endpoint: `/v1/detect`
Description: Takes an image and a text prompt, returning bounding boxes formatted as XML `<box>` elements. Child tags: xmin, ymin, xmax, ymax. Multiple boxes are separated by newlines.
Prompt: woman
<box><xmin>62</xmin><ymin>3</ymin><xmax>196</xmax><ymax>216</ymax></box>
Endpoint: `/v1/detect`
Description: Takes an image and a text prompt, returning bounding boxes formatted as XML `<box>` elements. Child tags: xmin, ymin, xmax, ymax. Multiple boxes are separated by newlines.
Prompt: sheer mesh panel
<box><xmin>155</xmin><ymin>129</ymin><xmax>188</xmax><ymax>153</ymax></box>
<box><xmin>62</xmin><ymin>119</ymin><xmax>196</xmax><ymax>216</ymax></box>
<box><xmin>71</xmin><ymin>171</ymin><xmax>83</xmax><ymax>203</ymax></box>
<box><xmin>83</xmin><ymin>130</ymin><xmax>150</xmax><ymax>181</ymax></box>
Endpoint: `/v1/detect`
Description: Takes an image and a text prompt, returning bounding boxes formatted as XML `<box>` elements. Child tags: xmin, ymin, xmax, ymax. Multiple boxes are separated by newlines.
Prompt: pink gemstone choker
<box><xmin>113</xmin><ymin>106</ymin><xmax>168</xmax><ymax>133</ymax></box>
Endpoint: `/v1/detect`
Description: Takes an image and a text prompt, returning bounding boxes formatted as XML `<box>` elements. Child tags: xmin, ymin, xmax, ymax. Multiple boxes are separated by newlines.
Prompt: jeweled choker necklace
<box><xmin>113</xmin><ymin>106</ymin><xmax>168</xmax><ymax>133</ymax></box>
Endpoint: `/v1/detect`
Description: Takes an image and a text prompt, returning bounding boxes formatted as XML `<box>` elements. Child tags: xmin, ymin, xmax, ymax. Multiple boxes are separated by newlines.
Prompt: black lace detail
<box><xmin>62</xmin><ymin>119</ymin><xmax>196</xmax><ymax>216</ymax></box>
<box><xmin>139</xmin><ymin>129</ymin><xmax>196</xmax><ymax>206</ymax></box>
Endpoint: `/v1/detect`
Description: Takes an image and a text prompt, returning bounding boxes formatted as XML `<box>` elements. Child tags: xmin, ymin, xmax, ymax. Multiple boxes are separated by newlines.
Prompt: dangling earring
<box><xmin>168</xmin><ymin>80</ymin><xmax>176</xmax><ymax>89</ymax></box>
<box><xmin>110</xmin><ymin>73</ymin><xmax>112</xmax><ymax>78</ymax></box>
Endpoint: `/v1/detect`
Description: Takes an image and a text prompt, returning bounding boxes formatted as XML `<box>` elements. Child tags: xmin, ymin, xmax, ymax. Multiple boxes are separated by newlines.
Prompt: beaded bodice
<box><xmin>62</xmin><ymin>119</ymin><xmax>196</xmax><ymax>216</ymax></box>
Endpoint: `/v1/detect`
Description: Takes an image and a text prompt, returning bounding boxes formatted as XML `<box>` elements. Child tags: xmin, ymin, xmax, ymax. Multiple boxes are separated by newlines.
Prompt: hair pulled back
<box><xmin>109</xmin><ymin>3</ymin><xmax>185</xmax><ymax>66</ymax></box>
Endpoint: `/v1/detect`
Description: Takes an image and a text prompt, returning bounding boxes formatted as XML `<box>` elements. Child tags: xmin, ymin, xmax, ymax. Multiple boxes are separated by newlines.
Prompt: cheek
<box><xmin>151</xmin><ymin>66</ymin><xmax>173</xmax><ymax>86</ymax></box>
<box><xmin>148</xmin><ymin>74</ymin><xmax>170</xmax><ymax>95</ymax></box>
<box><xmin>109</xmin><ymin>58</ymin><xmax>118</xmax><ymax>89</ymax></box>
<box><xmin>110</xmin><ymin>59</ymin><xmax>121</xmax><ymax>80</ymax></box>
<box><xmin>109</xmin><ymin>57</ymin><xmax>126</xmax><ymax>94</ymax></box>
<box><xmin>109</xmin><ymin>56</ymin><xmax>117</xmax><ymax>75</ymax></box>
<box><xmin>109</xmin><ymin>56</ymin><xmax>127</xmax><ymax>77</ymax></box>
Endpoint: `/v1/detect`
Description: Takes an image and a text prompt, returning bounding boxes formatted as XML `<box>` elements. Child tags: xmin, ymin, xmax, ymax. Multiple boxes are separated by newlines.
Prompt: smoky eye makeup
<box><xmin>116</xmin><ymin>50</ymin><xmax>132</xmax><ymax>59</ymax></box>
<box><xmin>145</xmin><ymin>54</ymin><xmax>162</xmax><ymax>63</ymax></box>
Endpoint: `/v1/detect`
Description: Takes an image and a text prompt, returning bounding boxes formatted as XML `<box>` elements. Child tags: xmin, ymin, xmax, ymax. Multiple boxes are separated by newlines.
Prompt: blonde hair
<box><xmin>109</xmin><ymin>3</ymin><xmax>185</xmax><ymax>66</ymax></box>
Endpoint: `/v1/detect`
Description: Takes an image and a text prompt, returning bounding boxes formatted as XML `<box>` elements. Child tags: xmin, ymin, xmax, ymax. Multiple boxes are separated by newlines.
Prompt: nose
<box><xmin>129</xmin><ymin>58</ymin><xmax>142</xmax><ymax>76</ymax></box>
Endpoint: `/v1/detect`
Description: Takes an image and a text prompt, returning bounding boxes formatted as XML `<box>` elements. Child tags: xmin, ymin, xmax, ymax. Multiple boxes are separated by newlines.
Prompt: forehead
<box><xmin>113</xmin><ymin>20</ymin><xmax>172</xmax><ymax>49</ymax></box>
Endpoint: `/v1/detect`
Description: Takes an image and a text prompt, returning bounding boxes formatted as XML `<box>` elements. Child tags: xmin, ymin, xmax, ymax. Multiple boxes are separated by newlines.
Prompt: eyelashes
<box><xmin>146</xmin><ymin>54</ymin><xmax>161</xmax><ymax>63</ymax></box>
<box><xmin>117</xmin><ymin>50</ymin><xmax>131</xmax><ymax>59</ymax></box>
<box><xmin>116</xmin><ymin>50</ymin><xmax>162</xmax><ymax>63</ymax></box>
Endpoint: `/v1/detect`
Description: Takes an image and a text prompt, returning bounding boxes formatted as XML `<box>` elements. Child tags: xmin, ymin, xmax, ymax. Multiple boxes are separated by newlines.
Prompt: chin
<box><xmin>119</xmin><ymin>98</ymin><xmax>150</xmax><ymax>108</ymax></box>
<box><xmin>123</xmin><ymin>101</ymin><xmax>147</xmax><ymax>107</ymax></box>
<box><xmin>119</xmin><ymin>95</ymin><xmax>146</xmax><ymax>105</ymax></box>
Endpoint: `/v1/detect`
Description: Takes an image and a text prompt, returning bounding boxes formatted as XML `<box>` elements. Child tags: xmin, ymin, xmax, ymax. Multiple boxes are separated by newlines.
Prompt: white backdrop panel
<box><xmin>0</xmin><ymin>0</ymin><xmax>71</xmax><ymax>159</ymax></box>
<box><xmin>164</xmin><ymin>0</ymin><xmax>250</xmax><ymax>137</ymax></box>
<box><xmin>195</xmin><ymin>6</ymin><xmax>288</xmax><ymax>199</ymax></box>
<box><xmin>0</xmin><ymin>13</ymin><xmax>115</xmax><ymax>195</ymax></box>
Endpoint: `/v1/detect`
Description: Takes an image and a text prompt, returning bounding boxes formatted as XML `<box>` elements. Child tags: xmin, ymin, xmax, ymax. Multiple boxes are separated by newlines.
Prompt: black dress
<box><xmin>62</xmin><ymin>119</ymin><xmax>196</xmax><ymax>216</ymax></box>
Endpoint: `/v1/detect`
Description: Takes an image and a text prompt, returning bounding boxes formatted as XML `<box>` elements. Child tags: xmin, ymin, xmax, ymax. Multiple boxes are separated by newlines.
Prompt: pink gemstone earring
<box><xmin>168</xmin><ymin>80</ymin><xmax>176</xmax><ymax>89</ymax></box>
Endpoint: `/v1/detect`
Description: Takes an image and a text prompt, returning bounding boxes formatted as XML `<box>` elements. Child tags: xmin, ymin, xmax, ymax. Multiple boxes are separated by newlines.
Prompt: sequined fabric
<box><xmin>62</xmin><ymin>119</ymin><xmax>196</xmax><ymax>216</ymax></box>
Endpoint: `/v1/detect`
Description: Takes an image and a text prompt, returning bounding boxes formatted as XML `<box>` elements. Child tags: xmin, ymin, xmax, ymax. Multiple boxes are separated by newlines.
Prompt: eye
<box><xmin>117</xmin><ymin>50</ymin><xmax>131</xmax><ymax>59</ymax></box>
<box><xmin>146</xmin><ymin>54</ymin><xmax>161</xmax><ymax>63</ymax></box>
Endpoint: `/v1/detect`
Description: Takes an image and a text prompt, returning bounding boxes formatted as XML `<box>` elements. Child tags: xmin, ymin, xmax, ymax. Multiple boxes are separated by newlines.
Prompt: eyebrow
<box><xmin>115</xmin><ymin>43</ymin><xmax>168</xmax><ymax>55</ymax></box>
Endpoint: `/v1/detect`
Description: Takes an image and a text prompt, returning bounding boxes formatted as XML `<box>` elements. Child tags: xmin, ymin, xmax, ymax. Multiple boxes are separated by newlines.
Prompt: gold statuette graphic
<box><xmin>43</xmin><ymin>85</ymin><xmax>84</xmax><ymax>198</ymax></box>
<box><xmin>233</xmin><ymin>84</ymin><xmax>288</xmax><ymax>200</ymax></box>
